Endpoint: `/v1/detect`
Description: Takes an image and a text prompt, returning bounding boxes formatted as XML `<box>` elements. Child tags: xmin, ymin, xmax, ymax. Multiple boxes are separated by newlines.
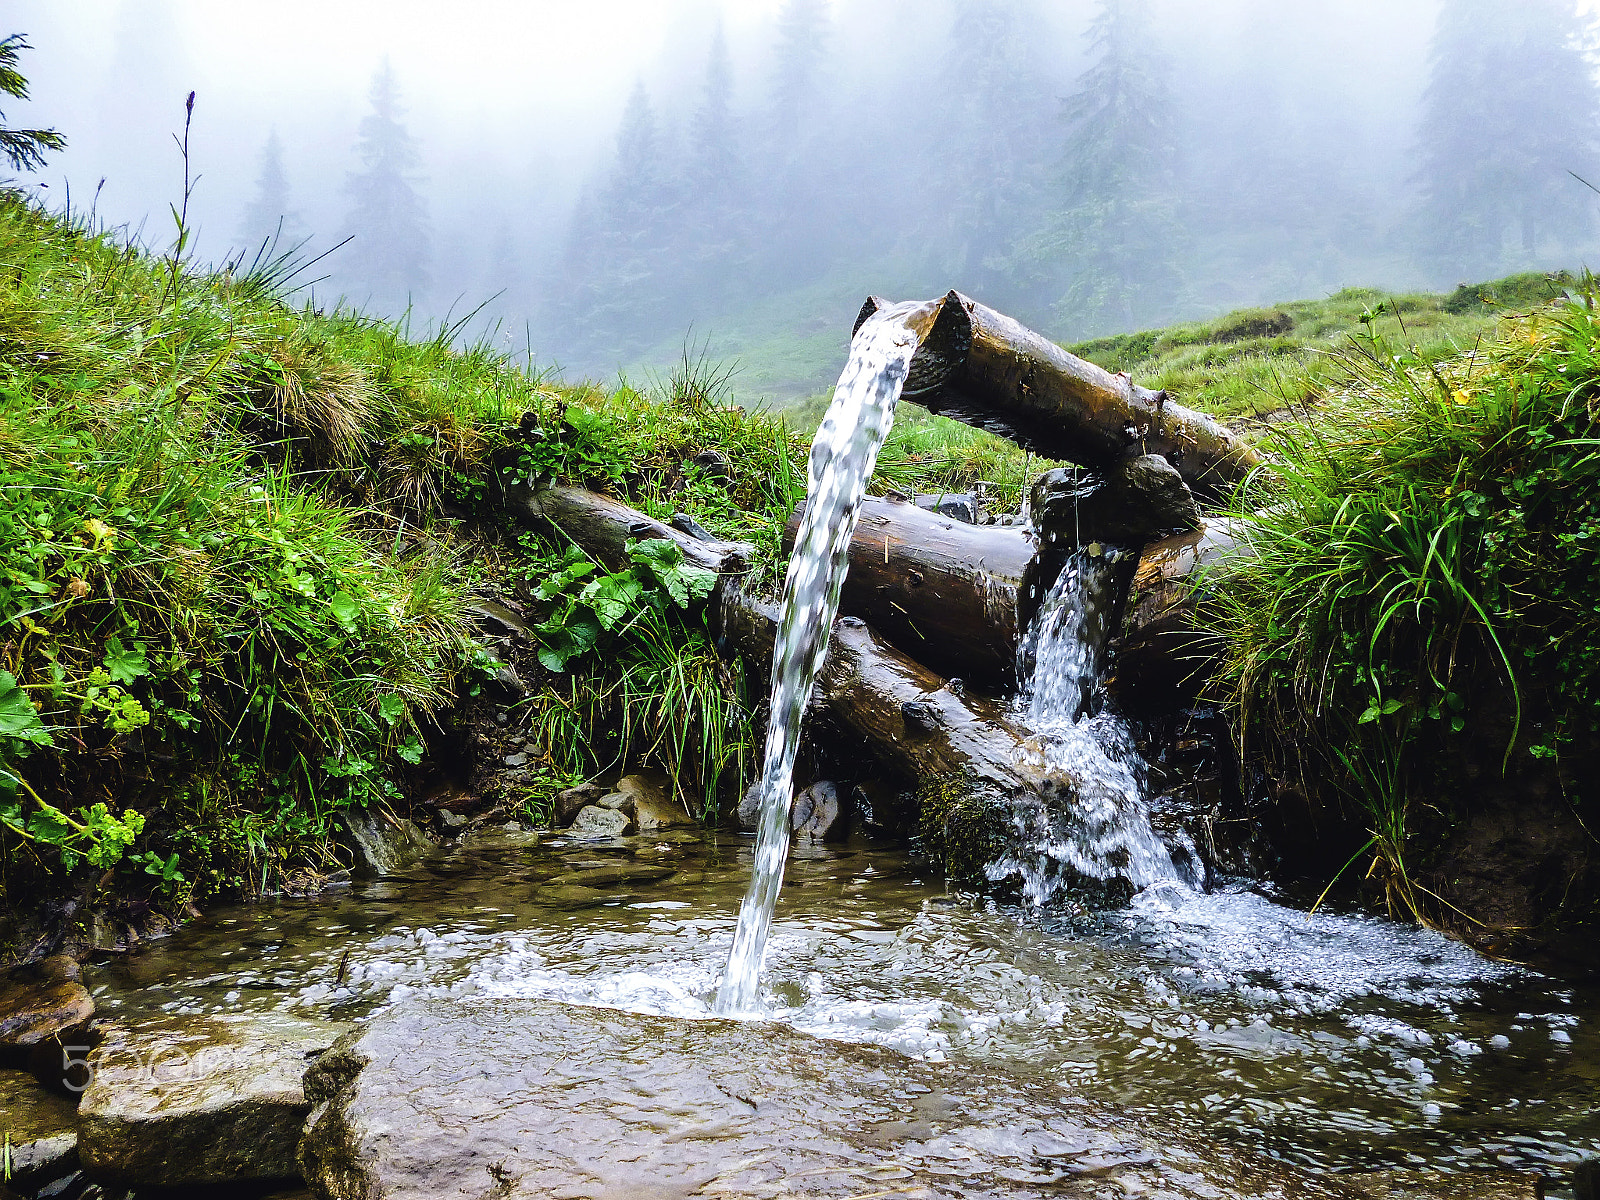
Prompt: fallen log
<box><xmin>507</xmin><ymin>483</ymin><xmax>754</xmax><ymax>578</ymax></box>
<box><xmin>857</xmin><ymin>292</ymin><xmax>1262</xmax><ymax>497</ymax></box>
<box><xmin>782</xmin><ymin>495</ymin><xmax>1032</xmax><ymax>689</ymax></box>
<box><xmin>1105</xmin><ymin>518</ymin><xmax>1242</xmax><ymax>715</ymax></box>
<box><xmin>714</xmin><ymin>585</ymin><xmax>1043</xmax><ymax>877</ymax></box>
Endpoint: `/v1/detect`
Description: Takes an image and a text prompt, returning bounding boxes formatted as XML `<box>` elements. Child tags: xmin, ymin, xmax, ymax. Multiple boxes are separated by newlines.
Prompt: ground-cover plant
<box><xmin>1208</xmin><ymin>278</ymin><xmax>1600</xmax><ymax>926</ymax></box>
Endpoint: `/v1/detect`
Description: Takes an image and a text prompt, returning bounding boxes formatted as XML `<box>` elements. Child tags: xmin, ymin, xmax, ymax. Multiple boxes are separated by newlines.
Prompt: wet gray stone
<box><xmin>554</xmin><ymin>782</ymin><xmax>603</xmax><ymax>826</ymax></box>
<box><xmin>568</xmin><ymin>805</ymin><xmax>631</xmax><ymax>838</ymax></box>
<box><xmin>0</xmin><ymin>955</ymin><xmax>93</xmax><ymax>1056</ymax></box>
<box><xmin>78</xmin><ymin>1014</ymin><xmax>348</xmax><ymax>1188</ymax></box>
<box><xmin>298</xmin><ymin>999</ymin><xmax>1332</xmax><ymax>1200</ymax></box>
<box><xmin>916</xmin><ymin>492</ymin><xmax>980</xmax><ymax>523</ymax></box>
<box><xmin>340</xmin><ymin>808</ymin><xmax>434</xmax><ymax>878</ymax></box>
<box><xmin>791</xmin><ymin>780</ymin><xmax>841</xmax><ymax>839</ymax></box>
<box><xmin>0</xmin><ymin>1068</ymin><xmax>79</xmax><ymax>1191</ymax></box>
<box><xmin>595</xmin><ymin>790</ymin><xmax>632</xmax><ymax>813</ymax></box>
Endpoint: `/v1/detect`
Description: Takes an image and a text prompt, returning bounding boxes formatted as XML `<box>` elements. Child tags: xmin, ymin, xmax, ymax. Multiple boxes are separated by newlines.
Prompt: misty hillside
<box><xmin>9</xmin><ymin>0</ymin><xmax>1599</xmax><ymax>405</ymax></box>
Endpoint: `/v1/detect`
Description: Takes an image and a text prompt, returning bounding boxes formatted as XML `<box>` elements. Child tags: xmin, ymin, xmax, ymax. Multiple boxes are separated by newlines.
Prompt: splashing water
<box><xmin>715</xmin><ymin>303</ymin><xmax>924</xmax><ymax>1013</ymax></box>
<box><xmin>993</xmin><ymin>546</ymin><xmax>1194</xmax><ymax>906</ymax></box>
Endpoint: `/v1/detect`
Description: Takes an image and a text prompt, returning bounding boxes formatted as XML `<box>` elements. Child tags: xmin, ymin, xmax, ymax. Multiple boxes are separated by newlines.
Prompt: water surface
<box><xmin>92</xmin><ymin>827</ymin><xmax>1597</xmax><ymax>1193</ymax></box>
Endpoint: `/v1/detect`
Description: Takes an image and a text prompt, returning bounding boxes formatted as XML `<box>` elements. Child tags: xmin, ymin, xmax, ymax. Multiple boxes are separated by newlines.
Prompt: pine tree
<box><xmin>760</xmin><ymin>0</ymin><xmax>834</xmax><ymax>285</ymax></box>
<box><xmin>0</xmin><ymin>34</ymin><xmax>64</xmax><ymax>173</ymax></box>
<box><xmin>682</xmin><ymin>22</ymin><xmax>747</xmax><ymax>300</ymax></box>
<box><xmin>340</xmin><ymin>61</ymin><xmax>430</xmax><ymax>307</ymax></box>
<box><xmin>931</xmin><ymin>0</ymin><xmax>1049</xmax><ymax>294</ymax></box>
<box><xmin>237</xmin><ymin>130</ymin><xmax>305</xmax><ymax>250</ymax></box>
<box><xmin>690</xmin><ymin>23</ymin><xmax>738</xmax><ymax>205</ymax></box>
<box><xmin>1413</xmin><ymin>0</ymin><xmax>1599</xmax><ymax>277</ymax></box>
<box><xmin>562</xmin><ymin>80</ymin><xmax>676</xmax><ymax>350</ymax></box>
<box><xmin>769</xmin><ymin>0</ymin><xmax>830</xmax><ymax>143</ymax></box>
<box><xmin>1021</xmin><ymin>0</ymin><xmax>1184</xmax><ymax>336</ymax></box>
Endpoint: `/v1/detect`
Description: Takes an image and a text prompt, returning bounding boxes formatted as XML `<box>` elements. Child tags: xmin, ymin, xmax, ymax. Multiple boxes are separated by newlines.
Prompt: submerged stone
<box><xmin>340</xmin><ymin>808</ymin><xmax>434</xmax><ymax>878</ymax></box>
<box><xmin>542</xmin><ymin>862</ymin><xmax>677</xmax><ymax>889</ymax></box>
<box><xmin>299</xmin><ymin>998</ymin><xmax>1337</xmax><ymax>1200</ymax></box>
<box><xmin>1340</xmin><ymin>1170</ymin><xmax>1542</xmax><ymax>1198</ymax></box>
<box><xmin>78</xmin><ymin>1014</ymin><xmax>348</xmax><ymax>1188</ymax></box>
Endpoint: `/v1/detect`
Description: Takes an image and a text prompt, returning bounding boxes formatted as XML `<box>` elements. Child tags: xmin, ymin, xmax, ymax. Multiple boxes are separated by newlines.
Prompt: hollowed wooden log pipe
<box><xmin>857</xmin><ymin>291</ymin><xmax>1262</xmax><ymax>499</ymax></box>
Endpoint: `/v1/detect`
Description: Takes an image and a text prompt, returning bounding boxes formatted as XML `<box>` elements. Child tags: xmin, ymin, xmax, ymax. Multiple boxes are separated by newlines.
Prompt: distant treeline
<box><xmin>236</xmin><ymin>0</ymin><xmax>1600</xmax><ymax>364</ymax></box>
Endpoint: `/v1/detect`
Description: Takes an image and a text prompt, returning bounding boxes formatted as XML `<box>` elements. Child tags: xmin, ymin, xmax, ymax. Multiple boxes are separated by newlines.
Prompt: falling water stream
<box><xmin>715</xmin><ymin>302</ymin><xmax>923</xmax><ymax>1012</ymax></box>
<box><xmin>992</xmin><ymin>546</ymin><xmax>1198</xmax><ymax>906</ymax></box>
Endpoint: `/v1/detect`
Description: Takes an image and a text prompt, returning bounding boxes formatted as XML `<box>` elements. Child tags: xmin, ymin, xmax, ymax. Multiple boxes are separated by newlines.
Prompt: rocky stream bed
<box><xmin>2</xmin><ymin>821</ymin><xmax>1593</xmax><ymax>1199</ymax></box>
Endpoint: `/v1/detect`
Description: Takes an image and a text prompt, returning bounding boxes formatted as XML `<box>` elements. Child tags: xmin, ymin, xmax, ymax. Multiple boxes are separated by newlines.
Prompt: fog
<box><xmin>9</xmin><ymin>0</ymin><xmax>1599</xmax><ymax>397</ymax></box>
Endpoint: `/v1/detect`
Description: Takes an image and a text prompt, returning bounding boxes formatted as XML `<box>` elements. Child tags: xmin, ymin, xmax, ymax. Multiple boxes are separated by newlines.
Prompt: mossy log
<box><xmin>713</xmin><ymin>584</ymin><xmax>1043</xmax><ymax>876</ymax></box>
<box><xmin>1105</xmin><ymin>518</ymin><xmax>1242</xmax><ymax>715</ymax></box>
<box><xmin>508</xmin><ymin>483</ymin><xmax>754</xmax><ymax>578</ymax></box>
<box><xmin>782</xmin><ymin>495</ymin><xmax>1033</xmax><ymax>689</ymax></box>
<box><xmin>857</xmin><ymin>291</ymin><xmax>1262</xmax><ymax>497</ymax></box>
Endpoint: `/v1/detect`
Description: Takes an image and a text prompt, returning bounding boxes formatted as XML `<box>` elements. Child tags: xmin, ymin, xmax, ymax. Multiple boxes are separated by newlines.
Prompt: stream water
<box><xmin>92</xmin><ymin>828</ymin><xmax>1597</xmax><ymax>1192</ymax></box>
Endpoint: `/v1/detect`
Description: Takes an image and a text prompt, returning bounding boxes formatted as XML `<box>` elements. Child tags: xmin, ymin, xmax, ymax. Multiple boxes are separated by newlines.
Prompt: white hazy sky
<box><xmin>6</xmin><ymin>0</ymin><xmax>802</xmax><ymax>256</ymax></box>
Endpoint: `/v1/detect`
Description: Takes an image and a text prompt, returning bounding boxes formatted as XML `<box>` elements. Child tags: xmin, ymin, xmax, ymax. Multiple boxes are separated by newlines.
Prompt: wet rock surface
<box><xmin>1338</xmin><ymin>1170</ymin><xmax>1542</xmax><ymax>1198</ymax></box>
<box><xmin>616</xmin><ymin>770</ymin><xmax>695</xmax><ymax>830</ymax></box>
<box><xmin>298</xmin><ymin>998</ymin><xmax>1341</xmax><ymax>1200</ymax></box>
<box><xmin>78</xmin><ymin>1014</ymin><xmax>348</xmax><ymax>1187</ymax></box>
<box><xmin>0</xmin><ymin>955</ymin><xmax>92</xmax><ymax>1058</ymax></box>
<box><xmin>791</xmin><ymin>779</ymin><xmax>842</xmax><ymax>839</ymax></box>
<box><xmin>339</xmin><ymin>808</ymin><xmax>434</xmax><ymax>878</ymax></box>
<box><xmin>0</xmin><ymin>1068</ymin><xmax>79</xmax><ymax>1191</ymax></box>
<box><xmin>568</xmin><ymin>804</ymin><xmax>632</xmax><ymax>837</ymax></box>
<box><xmin>553</xmin><ymin>782</ymin><xmax>603</xmax><ymax>825</ymax></box>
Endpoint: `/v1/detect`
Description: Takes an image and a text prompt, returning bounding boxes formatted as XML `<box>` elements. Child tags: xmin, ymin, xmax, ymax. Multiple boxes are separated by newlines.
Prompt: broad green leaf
<box><xmin>329</xmin><ymin>591</ymin><xmax>360</xmax><ymax>632</ymax></box>
<box><xmin>377</xmin><ymin>693</ymin><xmax>406</xmax><ymax>726</ymax></box>
<box><xmin>103</xmin><ymin>636</ymin><xmax>149</xmax><ymax>685</ymax></box>
<box><xmin>0</xmin><ymin>671</ymin><xmax>51</xmax><ymax>748</ymax></box>
<box><xmin>581</xmin><ymin>572</ymin><xmax>644</xmax><ymax>630</ymax></box>
<box><xmin>26</xmin><ymin>803</ymin><xmax>73</xmax><ymax>845</ymax></box>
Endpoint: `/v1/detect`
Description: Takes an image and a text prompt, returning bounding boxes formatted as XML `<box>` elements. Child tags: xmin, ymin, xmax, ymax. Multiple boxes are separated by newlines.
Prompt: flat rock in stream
<box><xmin>0</xmin><ymin>1068</ymin><xmax>80</xmax><ymax>1190</ymax></box>
<box><xmin>567</xmin><ymin>804</ymin><xmax>632</xmax><ymax>837</ymax></box>
<box><xmin>542</xmin><ymin>862</ymin><xmax>677</xmax><ymax>889</ymax></box>
<box><xmin>0</xmin><ymin>955</ymin><xmax>93</xmax><ymax>1057</ymax></box>
<box><xmin>299</xmin><ymin>998</ymin><xmax>1350</xmax><ymax>1200</ymax></box>
<box><xmin>78</xmin><ymin>1014</ymin><xmax>350</xmax><ymax>1188</ymax></box>
<box><xmin>1339</xmin><ymin>1170</ymin><xmax>1543</xmax><ymax>1199</ymax></box>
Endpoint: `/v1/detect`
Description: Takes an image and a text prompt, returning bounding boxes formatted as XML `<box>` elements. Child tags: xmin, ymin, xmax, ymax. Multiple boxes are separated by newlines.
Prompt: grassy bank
<box><xmin>0</xmin><ymin>194</ymin><xmax>1041</xmax><ymax>951</ymax></box>
<box><xmin>1208</xmin><ymin>277</ymin><xmax>1600</xmax><ymax>933</ymax></box>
